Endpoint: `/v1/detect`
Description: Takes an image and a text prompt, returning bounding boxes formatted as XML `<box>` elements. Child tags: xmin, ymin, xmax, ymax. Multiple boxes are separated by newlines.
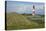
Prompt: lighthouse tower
<box><xmin>32</xmin><ymin>5</ymin><xmax>35</xmax><ymax>16</ymax></box>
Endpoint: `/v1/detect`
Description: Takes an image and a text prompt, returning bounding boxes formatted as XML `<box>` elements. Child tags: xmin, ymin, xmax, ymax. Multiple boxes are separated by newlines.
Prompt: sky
<box><xmin>6</xmin><ymin>1</ymin><xmax>45</xmax><ymax>15</ymax></box>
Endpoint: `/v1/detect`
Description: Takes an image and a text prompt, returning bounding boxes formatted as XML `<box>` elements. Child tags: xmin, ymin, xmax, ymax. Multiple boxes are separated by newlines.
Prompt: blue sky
<box><xmin>7</xmin><ymin>1</ymin><xmax>45</xmax><ymax>15</ymax></box>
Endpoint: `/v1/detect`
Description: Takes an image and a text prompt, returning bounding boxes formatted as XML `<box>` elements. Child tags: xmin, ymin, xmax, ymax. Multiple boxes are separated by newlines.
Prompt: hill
<box><xmin>6</xmin><ymin>13</ymin><xmax>44</xmax><ymax>30</ymax></box>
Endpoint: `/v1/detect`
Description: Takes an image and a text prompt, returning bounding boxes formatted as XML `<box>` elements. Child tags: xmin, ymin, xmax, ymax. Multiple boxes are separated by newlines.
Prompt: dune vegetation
<box><xmin>6</xmin><ymin>13</ymin><xmax>45</xmax><ymax>30</ymax></box>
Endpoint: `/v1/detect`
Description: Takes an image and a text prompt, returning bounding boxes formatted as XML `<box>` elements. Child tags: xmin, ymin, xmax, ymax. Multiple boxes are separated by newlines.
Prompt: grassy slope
<box><xmin>6</xmin><ymin>13</ymin><xmax>44</xmax><ymax>30</ymax></box>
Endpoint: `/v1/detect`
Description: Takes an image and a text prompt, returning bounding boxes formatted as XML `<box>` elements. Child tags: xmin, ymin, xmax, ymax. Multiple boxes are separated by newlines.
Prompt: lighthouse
<box><xmin>32</xmin><ymin>5</ymin><xmax>35</xmax><ymax>16</ymax></box>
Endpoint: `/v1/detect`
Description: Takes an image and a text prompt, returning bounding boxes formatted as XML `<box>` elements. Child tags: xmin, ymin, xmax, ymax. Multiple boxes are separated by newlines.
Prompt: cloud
<box><xmin>7</xmin><ymin>1</ymin><xmax>44</xmax><ymax>15</ymax></box>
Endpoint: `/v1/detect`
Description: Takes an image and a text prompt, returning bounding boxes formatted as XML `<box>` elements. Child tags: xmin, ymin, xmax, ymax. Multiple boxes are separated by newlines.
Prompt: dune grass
<box><xmin>6</xmin><ymin>13</ymin><xmax>45</xmax><ymax>30</ymax></box>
